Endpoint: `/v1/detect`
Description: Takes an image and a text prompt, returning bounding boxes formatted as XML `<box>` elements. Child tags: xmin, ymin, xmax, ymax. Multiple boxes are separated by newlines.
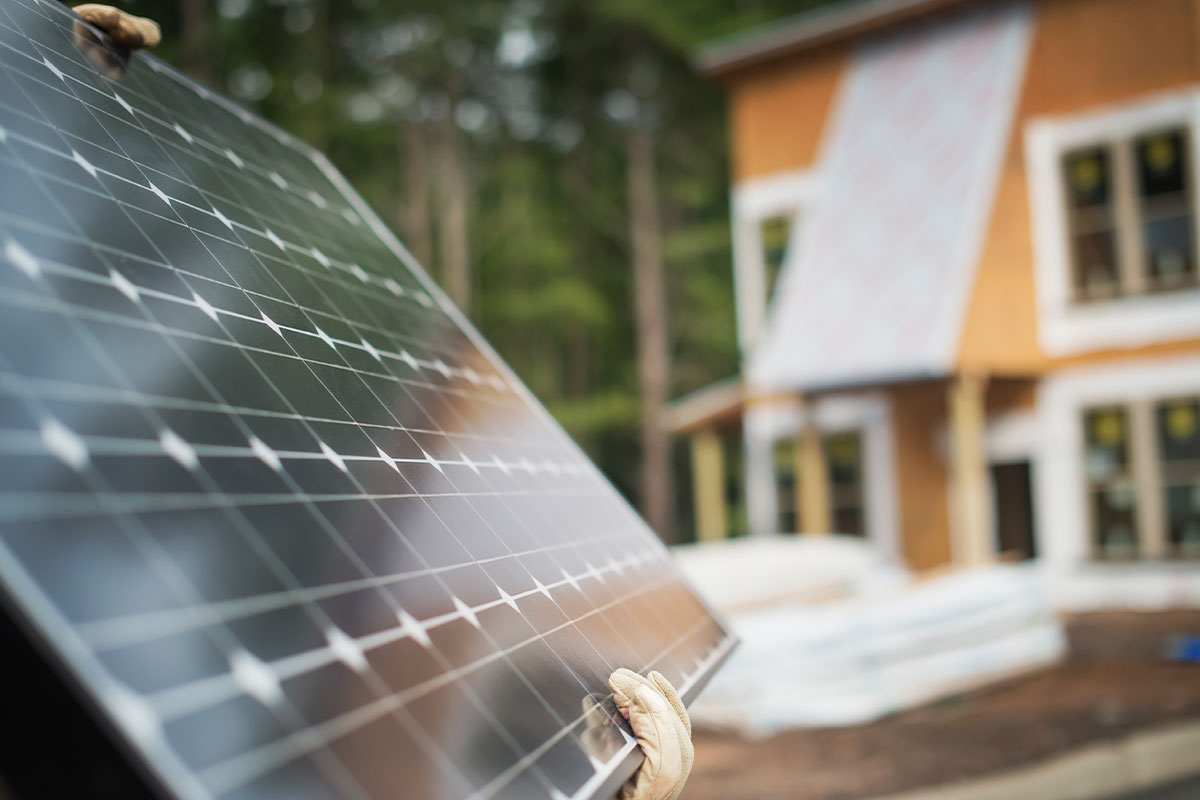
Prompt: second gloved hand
<box><xmin>609</xmin><ymin>668</ymin><xmax>693</xmax><ymax>800</ymax></box>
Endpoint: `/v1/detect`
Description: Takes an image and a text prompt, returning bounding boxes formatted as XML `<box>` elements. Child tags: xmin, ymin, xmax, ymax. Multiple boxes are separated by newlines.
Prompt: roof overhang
<box><xmin>695</xmin><ymin>0</ymin><xmax>978</xmax><ymax>78</ymax></box>
<box><xmin>661</xmin><ymin>377</ymin><xmax>745</xmax><ymax>434</ymax></box>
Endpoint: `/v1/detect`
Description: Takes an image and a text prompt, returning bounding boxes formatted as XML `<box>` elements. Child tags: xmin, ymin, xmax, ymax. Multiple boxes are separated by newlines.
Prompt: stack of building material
<box><xmin>674</xmin><ymin>537</ymin><xmax>1065</xmax><ymax>733</ymax></box>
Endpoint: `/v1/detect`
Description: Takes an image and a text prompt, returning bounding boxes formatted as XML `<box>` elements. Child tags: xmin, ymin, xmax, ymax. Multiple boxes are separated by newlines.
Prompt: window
<box><xmin>1138</xmin><ymin>131</ymin><xmax>1195</xmax><ymax>291</ymax></box>
<box><xmin>774</xmin><ymin>428</ymin><xmax>866</xmax><ymax>536</ymax></box>
<box><xmin>1157</xmin><ymin>396</ymin><xmax>1200</xmax><ymax>558</ymax></box>
<box><xmin>825</xmin><ymin>431</ymin><xmax>865</xmax><ymax>536</ymax></box>
<box><xmin>1063</xmin><ymin>147</ymin><xmax>1119</xmax><ymax>299</ymax></box>
<box><xmin>1062</xmin><ymin>127</ymin><xmax>1198</xmax><ymax>303</ymax></box>
<box><xmin>1083</xmin><ymin>406</ymin><xmax>1139</xmax><ymax>558</ymax></box>
<box><xmin>1082</xmin><ymin>395</ymin><xmax>1200</xmax><ymax>561</ymax></box>
<box><xmin>759</xmin><ymin>214</ymin><xmax>793</xmax><ymax>308</ymax></box>
<box><xmin>773</xmin><ymin>438</ymin><xmax>797</xmax><ymax>533</ymax></box>
<box><xmin>1027</xmin><ymin>92</ymin><xmax>1200</xmax><ymax>355</ymax></box>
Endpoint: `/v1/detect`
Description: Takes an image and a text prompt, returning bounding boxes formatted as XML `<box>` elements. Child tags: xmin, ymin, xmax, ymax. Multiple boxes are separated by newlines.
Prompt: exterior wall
<box><xmin>725</xmin><ymin>45</ymin><xmax>847</xmax><ymax>182</ymax></box>
<box><xmin>888</xmin><ymin>382</ymin><xmax>953</xmax><ymax>571</ymax></box>
<box><xmin>958</xmin><ymin>0</ymin><xmax>1200</xmax><ymax>373</ymax></box>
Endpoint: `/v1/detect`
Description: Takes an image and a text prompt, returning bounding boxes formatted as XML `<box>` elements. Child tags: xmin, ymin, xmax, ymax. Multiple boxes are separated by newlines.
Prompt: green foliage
<box><xmin>121</xmin><ymin>0</ymin><xmax>839</xmax><ymax>511</ymax></box>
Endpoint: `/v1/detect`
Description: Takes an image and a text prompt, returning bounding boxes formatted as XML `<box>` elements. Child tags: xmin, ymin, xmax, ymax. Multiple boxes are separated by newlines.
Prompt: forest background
<box><xmin>120</xmin><ymin>0</ymin><xmax>835</xmax><ymax>542</ymax></box>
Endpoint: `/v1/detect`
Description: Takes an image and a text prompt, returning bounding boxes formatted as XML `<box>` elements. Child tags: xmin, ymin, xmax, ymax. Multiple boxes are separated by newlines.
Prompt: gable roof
<box><xmin>748</xmin><ymin>1</ymin><xmax>1032</xmax><ymax>393</ymax></box>
<box><xmin>696</xmin><ymin>0</ymin><xmax>977</xmax><ymax>78</ymax></box>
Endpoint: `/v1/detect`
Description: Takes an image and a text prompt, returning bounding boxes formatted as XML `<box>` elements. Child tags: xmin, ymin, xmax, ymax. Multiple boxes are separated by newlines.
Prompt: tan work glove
<box><xmin>609</xmin><ymin>668</ymin><xmax>693</xmax><ymax>800</ymax></box>
<box><xmin>73</xmin><ymin>4</ymin><xmax>161</xmax><ymax>48</ymax></box>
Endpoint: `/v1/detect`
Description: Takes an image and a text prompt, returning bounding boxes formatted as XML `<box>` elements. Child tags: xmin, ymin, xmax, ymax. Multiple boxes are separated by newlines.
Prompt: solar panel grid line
<box><xmin>0</xmin><ymin>121</ymin><xmax>461</xmax><ymax>366</ymax></box>
<box><xmin>0</xmin><ymin>372</ymin><xmax>541</xmax><ymax>449</ymax></box>
<box><xmin>0</xmin><ymin>208</ymin><xmax>435</xmax><ymax>345</ymax></box>
<box><xmin>0</xmin><ymin>487</ymin><xmax>612</xmax><ymax>525</ymax></box>
<box><xmin>141</xmin><ymin>556</ymin><xmax>671</xmax><ymax>725</ymax></box>
<box><xmin>0</xmin><ymin>79</ymin><xmax>444</xmax><ymax>339</ymax></box>
<box><xmin>2</xmin><ymin>331</ymin><xmax>628</xmax><ymax>800</ymax></box>
<box><xmin>0</xmin><ymin>160</ymin><xmax>444</xmax><ymax>344</ymax></box>
<box><xmin>0</xmin><ymin>250</ymin><xmax>624</xmax><ymax>800</ymax></box>
<box><xmin>193</xmin><ymin>573</ymin><xmax>680</xmax><ymax>797</ymax></box>
<box><xmin>0</xmin><ymin>270</ymin><xmax>502</xmax><ymax>409</ymax></box>
<box><xmin>5</xmin><ymin>9</ymin><xmax>338</xmax><ymax>203</ymax></box>
<box><xmin>75</xmin><ymin>532</ymin><xmax>648</xmax><ymax>652</ymax></box>
<box><xmin>0</xmin><ymin>2</ymin><xmax>735</xmax><ymax>799</ymax></box>
<box><xmin>0</xmin><ymin>35</ymin><xmax>366</xmax><ymax>250</ymax></box>
<box><xmin>0</xmin><ymin>427</ymin><xmax>585</xmax><ymax>473</ymax></box>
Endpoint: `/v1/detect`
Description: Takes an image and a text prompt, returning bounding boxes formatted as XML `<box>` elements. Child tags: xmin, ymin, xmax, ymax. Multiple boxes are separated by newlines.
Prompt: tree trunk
<box><xmin>436</xmin><ymin>114</ymin><xmax>471</xmax><ymax>313</ymax></box>
<box><xmin>400</xmin><ymin>123</ymin><xmax>433</xmax><ymax>268</ymax></box>
<box><xmin>626</xmin><ymin>118</ymin><xmax>675</xmax><ymax>541</ymax></box>
<box><xmin>179</xmin><ymin>0</ymin><xmax>213</xmax><ymax>87</ymax></box>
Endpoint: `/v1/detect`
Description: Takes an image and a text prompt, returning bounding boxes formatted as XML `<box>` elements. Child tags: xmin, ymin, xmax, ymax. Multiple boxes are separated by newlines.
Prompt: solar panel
<box><xmin>0</xmin><ymin>3</ymin><xmax>735</xmax><ymax>799</ymax></box>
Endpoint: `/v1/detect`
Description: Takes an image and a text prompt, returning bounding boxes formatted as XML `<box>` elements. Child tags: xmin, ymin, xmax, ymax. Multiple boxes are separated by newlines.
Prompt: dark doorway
<box><xmin>992</xmin><ymin>461</ymin><xmax>1037</xmax><ymax>560</ymax></box>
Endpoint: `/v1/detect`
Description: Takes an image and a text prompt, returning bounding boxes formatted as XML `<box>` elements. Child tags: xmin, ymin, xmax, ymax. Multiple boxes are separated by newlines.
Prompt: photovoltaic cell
<box><xmin>0</xmin><ymin>3</ymin><xmax>735</xmax><ymax>799</ymax></box>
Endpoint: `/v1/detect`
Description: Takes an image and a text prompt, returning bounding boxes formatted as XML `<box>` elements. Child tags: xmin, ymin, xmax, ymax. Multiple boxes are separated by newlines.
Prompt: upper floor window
<box><xmin>826</xmin><ymin>431</ymin><xmax>865</xmax><ymax>537</ymax></box>
<box><xmin>1062</xmin><ymin>127</ymin><xmax>1198</xmax><ymax>303</ymax></box>
<box><xmin>759</xmin><ymin>214</ymin><xmax>793</xmax><ymax>309</ymax></box>
<box><xmin>1027</xmin><ymin>90</ymin><xmax>1200</xmax><ymax>355</ymax></box>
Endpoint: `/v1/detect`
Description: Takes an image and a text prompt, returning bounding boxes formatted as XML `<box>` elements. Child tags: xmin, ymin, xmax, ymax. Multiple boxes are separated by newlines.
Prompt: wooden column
<box><xmin>948</xmin><ymin>373</ymin><xmax>994</xmax><ymax>566</ymax></box>
<box><xmin>798</xmin><ymin>421</ymin><xmax>832</xmax><ymax>534</ymax></box>
<box><xmin>690</xmin><ymin>429</ymin><xmax>728</xmax><ymax>543</ymax></box>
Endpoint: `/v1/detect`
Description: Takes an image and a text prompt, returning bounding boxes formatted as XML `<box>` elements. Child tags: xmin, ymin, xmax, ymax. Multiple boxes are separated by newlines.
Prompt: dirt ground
<box><xmin>682</xmin><ymin>611</ymin><xmax>1200</xmax><ymax>800</ymax></box>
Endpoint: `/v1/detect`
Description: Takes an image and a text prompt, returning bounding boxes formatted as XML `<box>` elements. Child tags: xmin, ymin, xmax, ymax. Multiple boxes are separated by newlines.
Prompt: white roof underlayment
<box><xmin>749</xmin><ymin>1</ymin><xmax>1033</xmax><ymax>392</ymax></box>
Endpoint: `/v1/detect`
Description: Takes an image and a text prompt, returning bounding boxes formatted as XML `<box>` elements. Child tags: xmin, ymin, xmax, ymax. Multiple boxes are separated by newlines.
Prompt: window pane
<box><xmin>1135</xmin><ymin>129</ymin><xmax>1197</xmax><ymax>292</ymax></box>
<box><xmin>1083</xmin><ymin>406</ymin><xmax>1139</xmax><ymax>559</ymax></box>
<box><xmin>773</xmin><ymin>438</ymin><xmax>797</xmax><ymax>534</ymax></box>
<box><xmin>824</xmin><ymin>431</ymin><xmax>864</xmax><ymax>537</ymax></box>
<box><xmin>1063</xmin><ymin>148</ymin><xmax>1120</xmax><ymax>300</ymax></box>
<box><xmin>760</xmin><ymin>215</ymin><xmax>792</xmax><ymax>307</ymax></box>
<box><xmin>1071</xmin><ymin>231</ymin><xmax>1120</xmax><ymax>299</ymax></box>
<box><xmin>1066</xmin><ymin>147</ymin><xmax>1111</xmax><ymax>207</ymax></box>
<box><xmin>1157</xmin><ymin>397</ymin><xmax>1200</xmax><ymax>558</ymax></box>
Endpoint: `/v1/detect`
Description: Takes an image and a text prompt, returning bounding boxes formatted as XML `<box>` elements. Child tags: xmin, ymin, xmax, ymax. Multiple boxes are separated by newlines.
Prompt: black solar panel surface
<box><xmin>0</xmin><ymin>3</ymin><xmax>735</xmax><ymax>799</ymax></box>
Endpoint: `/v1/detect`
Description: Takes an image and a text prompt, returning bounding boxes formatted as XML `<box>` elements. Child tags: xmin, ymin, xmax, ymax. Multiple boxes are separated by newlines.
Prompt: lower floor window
<box><xmin>1158</xmin><ymin>397</ymin><xmax>1200</xmax><ymax>557</ymax></box>
<box><xmin>1084</xmin><ymin>406</ymin><xmax>1138</xmax><ymax>558</ymax></box>
<box><xmin>826</xmin><ymin>431</ymin><xmax>865</xmax><ymax>537</ymax></box>
<box><xmin>772</xmin><ymin>429</ymin><xmax>866</xmax><ymax>536</ymax></box>
<box><xmin>1082</xmin><ymin>395</ymin><xmax>1200</xmax><ymax>560</ymax></box>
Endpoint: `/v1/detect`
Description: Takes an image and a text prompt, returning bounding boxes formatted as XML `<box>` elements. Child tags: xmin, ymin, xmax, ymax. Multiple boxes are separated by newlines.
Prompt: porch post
<box><xmin>798</xmin><ymin>411</ymin><xmax>832</xmax><ymax>535</ymax></box>
<box><xmin>690</xmin><ymin>428</ymin><xmax>728</xmax><ymax>542</ymax></box>
<box><xmin>948</xmin><ymin>373</ymin><xmax>994</xmax><ymax>566</ymax></box>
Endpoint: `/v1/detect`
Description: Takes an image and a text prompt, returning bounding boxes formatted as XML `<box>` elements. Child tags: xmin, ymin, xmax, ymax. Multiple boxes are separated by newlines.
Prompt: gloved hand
<box><xmin>609</xmin><ymin>668</ymin><xmax>693</xmax><ymax>800</ymax></box>
<box><xmin>73</xmin><ymin>4</ymin><xmax>161</xmax><ymax>49</ymax></box>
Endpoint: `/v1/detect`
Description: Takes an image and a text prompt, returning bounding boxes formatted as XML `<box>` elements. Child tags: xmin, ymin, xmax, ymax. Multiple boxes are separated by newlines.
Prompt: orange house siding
<box><xmin>888</xmin><ymin>381</ymin><xmax>953</xmax><ymax>571</ymax></box>
<box><xmin>957</xmin><ymin>0</ymin><xmax>1200</xmax><ymax>374</ymax></box>
<box><xmin>726</xmin><ymin>45</ymin><xmax>847</xmax><ymax>182</ymax></box>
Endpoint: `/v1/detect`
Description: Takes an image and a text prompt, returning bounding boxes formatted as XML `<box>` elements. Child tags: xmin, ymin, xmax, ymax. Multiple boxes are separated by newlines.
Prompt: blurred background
<box><xmin>115</xmin><ymin>0</ymin><xmax>1200</xmax><ymax>797</ymax></box>
<box><xmin>117</xmin><ymin>0</ymin><xmax>816</xmax><ymax>544</ymax></box>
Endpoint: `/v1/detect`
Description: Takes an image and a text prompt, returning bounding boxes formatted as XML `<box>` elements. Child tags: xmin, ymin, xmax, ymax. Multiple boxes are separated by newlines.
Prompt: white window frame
<box><xmin>741</xmin><ymin>392</ymin><xmax>899</xmax><ymax>562</ymax></box>
<box><xmin>1036</xmin><ymin>353</ymin><xmax>1200</xmax><ymax>570</ymax></box>
<box><xmin>1026</xmin><ymin>87</ymin><xmax>1200</xmax><ymax>356</ymax></box>
<box><xmin>730</xmin><ymin>169</ymin><xmax>819</xmax><ymax>354</ymax></box>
